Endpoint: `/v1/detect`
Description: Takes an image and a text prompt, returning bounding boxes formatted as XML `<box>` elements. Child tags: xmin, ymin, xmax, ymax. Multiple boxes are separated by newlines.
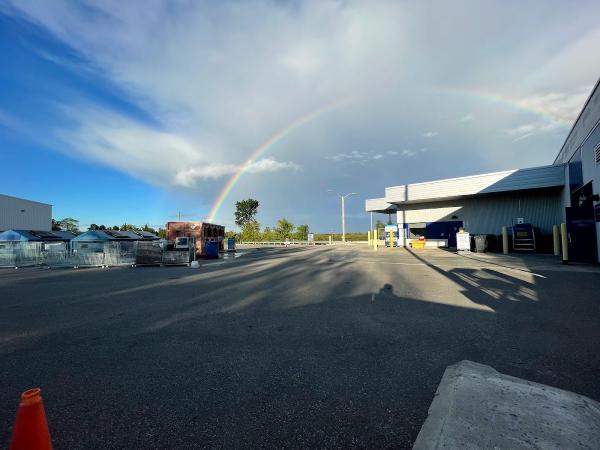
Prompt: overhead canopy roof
<box><xmin>366</xmin><ymin>164</ymin><xmax>565</xmax><ymax>212</ymax></box>
<box><xmin>365</xmin><ymin>198</ymin><xmax>396</xmax><ymax>213</ymax></box>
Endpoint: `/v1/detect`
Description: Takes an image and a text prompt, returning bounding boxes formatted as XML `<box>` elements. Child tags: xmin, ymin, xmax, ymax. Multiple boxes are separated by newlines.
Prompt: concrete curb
<box><xmin>413</xmin><ymin>360</ymin><xmax>600</xmax><ymax>449</ymax></box>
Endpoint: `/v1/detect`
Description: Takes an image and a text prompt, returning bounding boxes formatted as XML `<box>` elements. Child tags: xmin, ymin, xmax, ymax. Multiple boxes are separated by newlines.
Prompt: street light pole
<box><xmin>329</xmin><ymin>190</ymin><xmax>357</xmax><ymax>243</ymax></box>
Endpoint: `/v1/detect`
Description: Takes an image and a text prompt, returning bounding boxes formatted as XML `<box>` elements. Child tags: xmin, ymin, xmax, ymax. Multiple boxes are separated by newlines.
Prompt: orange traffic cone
<box><xmin>9</xmin><ymin>388</ymin><xmax>53</xmax><ymax>450</ymax></box>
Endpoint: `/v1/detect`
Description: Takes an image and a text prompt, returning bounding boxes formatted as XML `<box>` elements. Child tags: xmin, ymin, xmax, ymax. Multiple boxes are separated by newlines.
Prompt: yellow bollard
<box><xmin>373</xmin><ymin>229</ymin><xmax>378</xmax><ymax>251</ymax></box>
<box><xmin>329</xmin><ymin>235</ymin><xmax>332</xmax><ymax>245</ymax></box>
<box><xmin>552</xmin><ymin>225</ymin><xmax>560</xmax><ymax>256</ymax></box>
<box><xmin>390</xmin><ymin>229</ymin><xmax>394</xmax><ymax>249</ymax></box>
<box><xmin>560</xmin><ymin>223</ymin><xmax>568</xmax><ymax>264</ymax></box>
<box><xmin>502</xmin><ymin>226</ymin><xmax>509</xmax><ymax>254</ymax></box>
<box><xmin>367</xmin><ymin>230</ymin><xmax>371</xmax><ymax>246</ymax></box>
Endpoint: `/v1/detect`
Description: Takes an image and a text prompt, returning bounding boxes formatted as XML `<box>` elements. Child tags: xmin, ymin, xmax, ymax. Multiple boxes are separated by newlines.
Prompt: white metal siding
<box><xmin>396</xmin><ymin>189</ymin><xmax>563</xmax><ymax>235</ymax></box>
<box><xmin>0</xmin><ymin>195</ymin><xmax>52</xmax><ymax>231</ymax></box>
<box><xmin>385</xmin><ymin>165</ymin><xmax>564</xmax><ymax>204</ymax></box>
<box><xmin>365</xmin><ymin>198</ymin><xmax>394</xmax><ymax>212</ymax></box>
<box><xmin>384</xmin><ymin>185</ymin><xmax>406</xmax><ymax>203</ymax></box>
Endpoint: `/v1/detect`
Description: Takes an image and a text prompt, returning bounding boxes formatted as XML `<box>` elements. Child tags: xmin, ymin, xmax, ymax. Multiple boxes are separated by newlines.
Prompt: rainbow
<box><xmin>442</xmin><ymin>88</ymin><xmax>572</xmax><ymax>125</ymax></box>
<box><xmin>206</xmin><ymin>98</ymin><xmax>351</xmax><ymax>223</ymax></box>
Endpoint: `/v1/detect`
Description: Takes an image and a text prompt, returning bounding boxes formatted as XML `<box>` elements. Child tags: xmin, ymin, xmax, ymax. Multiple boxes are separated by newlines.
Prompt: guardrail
<box><xmin>236</xmin><ymin>241</ymin><xmax>370</xmax><ymax>246</ymax></box>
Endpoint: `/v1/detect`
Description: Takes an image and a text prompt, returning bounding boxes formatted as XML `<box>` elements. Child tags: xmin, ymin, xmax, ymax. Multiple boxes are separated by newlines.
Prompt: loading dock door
<box><xmin>425</xmin><ymin>221</ymin><xmax>463</xmax><ymax>247</ymax></box>
<box><xmin>566</xmin><ymin>207</ymin><xmax>598</xmax><ymax>263</ymax></box>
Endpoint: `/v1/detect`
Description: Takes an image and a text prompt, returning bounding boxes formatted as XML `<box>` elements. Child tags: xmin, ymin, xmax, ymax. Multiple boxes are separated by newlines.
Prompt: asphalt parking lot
<box><xmin>1</xmin><ymin>246</ymin><xmax>599</xmax><ymax>449</ymax></box>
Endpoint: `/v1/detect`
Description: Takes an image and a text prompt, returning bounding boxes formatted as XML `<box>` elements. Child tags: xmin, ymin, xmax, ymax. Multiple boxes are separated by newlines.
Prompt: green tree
<box><xmin>241</xmin><ymin>220</ymin><xmax>261</xmax><ymax>242</ymax></box>
<box><xmin>141</xmin><ymin>224</ymin><xmax>158</xmax><ymax>234</ymax></box>
<box><xmin>262</xmin><ymin>226</ymin><xmax>274</xmax><ymax>241</ymax></box>
<box><xmin>58</xmin><ymin>217</ymin><xmax>79</xmax><ymax>232</ymax></box>
<box><xmin>295</xmin><ymin>224</ymin><xmax>309</xmax><ymax>240</ymax></box>
<box><xmin>274</xmin><ymin>218</ymin><xmax>294</xmax><ymax>240</ymax></box>
<box><xmin>119</xmin><ymin>223</ymin><xmax>138</xmax><ymax>231</ymax></box>
<box><xmin>51</xmin><ymin>219</ymin><xmax>61</xmax><ymax>231</ymax></box>
<box><xmin>88</xmin><ymin>224</ymin><xmax>100</xmax><ymax>230</ymax></box>
<box><xmin>157</xmin><ymin>228</ymin><xmax>167</xmax><ymax>239</ymax></box>
<box><xmin>234</xmin><ymin>199</ymin><xmax>259</xmax><ymax>227</ymax></box>
<box><xmin>112</xmin><ymin>225</ymin><xmax>120</xmax><ymax>230</ymax></box>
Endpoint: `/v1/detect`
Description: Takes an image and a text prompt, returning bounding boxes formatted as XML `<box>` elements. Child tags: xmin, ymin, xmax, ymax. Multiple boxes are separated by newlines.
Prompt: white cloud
<box><xmin>516</xmin><ymin>89</ymin><xmax>591</xmax><ymax>124</ymax></box>
<box><xmin>174</xmin><ymin>158</ymin><xmax>300</xmax><ymax>187</ymax></box>
<box><xmin>245</xmin><ymin>158</ymin><xmax>301</xmax><ymax>174</ymax></box>
<box><xmin>2</xmin><ymin>0</ymin><xmax>600</xmax><ymax>227</ymax></box>
<box><xmin>505</xmin><ymin>121</ymin><xmax>558</xmax><ymax>142</ymax></box>
<box><xmin>326</xmin><ymin>150</ymin><xmax>387</xmax><ymax>162</ymax></box>
<box><xmin>55</xmin><ymin>105</ymin><xmax>300</xmax><ymax>186</ymax></box>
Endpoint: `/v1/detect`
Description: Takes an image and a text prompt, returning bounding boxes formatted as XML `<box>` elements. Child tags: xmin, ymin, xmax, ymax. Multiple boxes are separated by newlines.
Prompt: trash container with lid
<box><xmin>474</xmin><ymin>235</ymin><xmax>487</xmax><ymax>252</ymax></box>
<box><xmin>227</xmin><ymin>237</ymin><xmax>236</xmax><ymax>252</ymax></box>
<box><xmin>204</xmin><ymin>241</ymin><xmax>219</xmax><ymax>259</ymax></box>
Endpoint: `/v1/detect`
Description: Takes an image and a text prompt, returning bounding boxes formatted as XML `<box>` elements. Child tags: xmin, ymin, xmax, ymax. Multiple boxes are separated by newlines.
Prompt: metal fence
<box><xmin>0</xmin><ymin>241</ymin><xmax>194</xmax><ymax>268</ymax></box>
<box><xmin>0</xmin><ymin>242</ymin><xmax>43</xmax><ymax>267</ymax></box>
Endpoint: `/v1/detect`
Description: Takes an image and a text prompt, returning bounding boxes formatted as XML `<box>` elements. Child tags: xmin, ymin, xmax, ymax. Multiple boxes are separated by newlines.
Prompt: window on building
<box><xmin>568</xmin><ymin>148</ymin><xmax>584</xmax><ymax>193</ymax></box>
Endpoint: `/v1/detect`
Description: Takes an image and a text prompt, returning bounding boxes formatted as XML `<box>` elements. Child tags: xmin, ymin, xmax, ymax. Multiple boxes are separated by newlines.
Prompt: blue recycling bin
<box><xmin>227</xmin><ymin>237</ymin><xmax>236</xmax><ymax>252</ymax></box>
<box><xmin>204</xmin><ymin>241</ymin><xmax>219</xmax><ymax>259</ymax></box>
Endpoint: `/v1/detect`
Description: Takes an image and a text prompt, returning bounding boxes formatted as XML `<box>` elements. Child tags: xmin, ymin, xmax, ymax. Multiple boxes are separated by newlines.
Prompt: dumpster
<box><xmin>227</xmin><ymin>237</ymin><xmax>236</xmax><ymax>252</ymax></box>
<box><xmin>474</xmin><ymin>235</ymin><xmax>487</xmax><ymax>252</ymax></box>
<box><xmin>204</xmin><ymin>241</ymin><xmax>219</xmax><ymax>259</ymax></box>
<box><xmin>411</xmin><ymin>236</ymin><xmax>426</xmax><ymax>249</ymax></box>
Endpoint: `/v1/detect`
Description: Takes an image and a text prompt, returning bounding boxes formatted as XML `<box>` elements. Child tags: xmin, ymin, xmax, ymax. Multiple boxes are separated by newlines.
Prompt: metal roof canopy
<box><xmin>0</xmin><ymin>229</ymin><xmax>75</xmax><ymax>241</ymax></box>
<box><xmin>366</xmin><ymin>164</ymin><xmax>565</xmax><ymax>212</ymax></box>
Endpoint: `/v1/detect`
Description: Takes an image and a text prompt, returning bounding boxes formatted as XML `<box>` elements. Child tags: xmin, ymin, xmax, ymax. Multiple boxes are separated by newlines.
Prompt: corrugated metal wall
<box><xmin>396</xmin><ymin>189</ymin><xmax>563</xmax><ymax>235</ymax></box>
<box><xmin>385</xmin><ymin>164</ymin><xmax>564</xmax><ymax>204</ymax></box>
<box><xmin>0</xmin><ymin>195</ymin><xmax>52</xmax><ymax>231</ymax></box>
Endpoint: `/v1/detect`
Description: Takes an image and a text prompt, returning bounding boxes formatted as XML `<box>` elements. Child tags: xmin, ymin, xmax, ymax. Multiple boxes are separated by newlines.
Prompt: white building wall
<box><xmin>385</xmin><ymin>165</ymin><xmax>564</xmax><ymax>204</ymax></box>
<box><xmin>0</xmin><ymin>194</ymin><xmax>52</xmax><ymax>231</ymax></box>
<box><xmin>579</xmin><ymin>114</ymin><xmax>600</xmax><ymax>261</ymax></box>
<box><xmin>396</xmin><ymin>189</ymin><xmax>563</xmax><ymax>235</ymax></box>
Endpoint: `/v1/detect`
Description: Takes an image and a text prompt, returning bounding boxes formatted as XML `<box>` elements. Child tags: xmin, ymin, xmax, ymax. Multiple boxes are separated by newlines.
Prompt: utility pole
<box><xmin>170</xmin><ymin>212</ymin><xmax>195</xmax><ymax>222</ymax></box>
<box><xmin>328</xmin><ymin>190</ymin><xmax>357</xmax><ymax>242</ymax></box>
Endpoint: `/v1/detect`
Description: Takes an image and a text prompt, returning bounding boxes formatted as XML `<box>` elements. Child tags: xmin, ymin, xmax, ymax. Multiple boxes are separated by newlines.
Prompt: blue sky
<box><xmin>1</xmin><ymin>1</ymin><xmax>600</xmax><ymax>232</ymax></box>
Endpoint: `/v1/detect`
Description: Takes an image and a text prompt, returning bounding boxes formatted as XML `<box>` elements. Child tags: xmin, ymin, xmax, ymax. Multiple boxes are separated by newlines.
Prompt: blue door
<box><xmin>425</xmin><ymin>221</ymin><xmax>463</xmax><ymax>247</ymax></box>
<box><xmin>566</xmin><ymin>207</ymin><xmax>597</xmax><ymax>263</ymax></box>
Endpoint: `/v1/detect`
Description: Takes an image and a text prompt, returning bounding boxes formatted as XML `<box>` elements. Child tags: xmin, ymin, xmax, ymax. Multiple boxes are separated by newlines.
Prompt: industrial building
<box><xmin>366</xmin><ymin>79</ymin><xmax>600</xmax><ymax>263</ymax></box>
<box><xmin>0</xmin><ymin>194</ymin><xmax>52</xmax><ymax>231</ymax></box>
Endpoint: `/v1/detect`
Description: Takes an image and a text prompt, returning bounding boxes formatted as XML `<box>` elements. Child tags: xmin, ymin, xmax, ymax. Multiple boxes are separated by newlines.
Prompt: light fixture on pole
<box><xmin>328</xmin><ymin>190</ymin><xmax>357</xmax><ymax>242</ymax></box>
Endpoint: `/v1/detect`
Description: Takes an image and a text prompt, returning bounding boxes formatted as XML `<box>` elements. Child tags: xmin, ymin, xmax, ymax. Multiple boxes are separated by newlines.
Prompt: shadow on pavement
<box><xmin>1</xmin><ymin>247</ymin><xmax>599</xmax><ymax>449</ymax></box>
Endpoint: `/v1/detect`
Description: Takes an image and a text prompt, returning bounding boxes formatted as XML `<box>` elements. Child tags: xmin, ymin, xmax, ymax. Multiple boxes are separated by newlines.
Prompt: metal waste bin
<box><xmin>474</xmin><ymin>235</ymin><xmax>487</xmax><ymax>252</ymax></box>
<box><xmin>204</xmin><ymin>241</ymin><xmax>219</xmax><ymax>259</ymax></box>
<box><xmin>227</xmin><ymin>237</ymin><xmax>236</xmax><ymax>252</ymax></box>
